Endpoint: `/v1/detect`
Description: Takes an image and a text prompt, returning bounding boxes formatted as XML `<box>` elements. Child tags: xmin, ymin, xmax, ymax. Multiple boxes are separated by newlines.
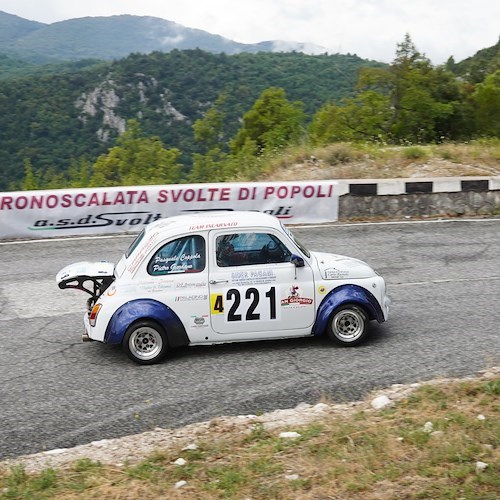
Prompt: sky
<box><xmin>1</xmin><ymin>0</ymin><xmax>498</xmax><ymax>65</ymax></box>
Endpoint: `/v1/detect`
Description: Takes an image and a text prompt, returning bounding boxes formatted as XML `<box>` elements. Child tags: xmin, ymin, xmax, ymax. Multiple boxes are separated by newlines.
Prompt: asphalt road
<box><xmin>1</xmin><ymin>218</ymin><xmax>499</xmax><ymax>461</ymax></box>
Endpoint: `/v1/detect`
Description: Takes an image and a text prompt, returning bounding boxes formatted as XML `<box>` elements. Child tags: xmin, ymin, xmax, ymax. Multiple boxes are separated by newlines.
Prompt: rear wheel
<box><xmin>327</xmin><ymin>305</ymin><xmax>368</xmax><ymax>346</ymax></box>
<box><xmin>123</xmin><ymin>320</ymin><xmax>168</xmax><ymax>364</ymax></box>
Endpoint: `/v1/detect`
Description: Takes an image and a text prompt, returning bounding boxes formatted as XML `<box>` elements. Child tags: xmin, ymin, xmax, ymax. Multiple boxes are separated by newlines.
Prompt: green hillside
<box><xmin>0</xmin><ymin>49</ymin><xmax>383</xmax><ymax>191</ymax></box>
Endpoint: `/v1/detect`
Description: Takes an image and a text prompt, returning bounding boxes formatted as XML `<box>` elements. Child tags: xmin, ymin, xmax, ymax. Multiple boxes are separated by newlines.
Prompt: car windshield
<box><xmin>283</xmin><ymin>225</ymin><xmax>310</xmax><ymax>258</ymax></box>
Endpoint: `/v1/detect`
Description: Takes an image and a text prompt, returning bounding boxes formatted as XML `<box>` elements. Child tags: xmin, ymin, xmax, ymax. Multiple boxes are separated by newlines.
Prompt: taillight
<box><xmin>89</xmin><ymin>303</ymin><xmax>102</xmax><ymax>327</ymax></box>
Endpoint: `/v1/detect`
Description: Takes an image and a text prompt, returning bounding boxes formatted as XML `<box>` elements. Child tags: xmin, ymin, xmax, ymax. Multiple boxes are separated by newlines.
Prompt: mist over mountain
<box><xmin>0</xmin><ymin>11</ymin><xmax>328</xmax><ymax>64</ymax></box>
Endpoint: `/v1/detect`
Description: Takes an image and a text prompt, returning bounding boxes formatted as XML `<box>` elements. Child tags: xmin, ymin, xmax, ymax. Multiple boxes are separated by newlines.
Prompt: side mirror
<box><xmin>290</xmin><ymin>254</ymin><xmax>305</xmax><ymax>268</ymax></box>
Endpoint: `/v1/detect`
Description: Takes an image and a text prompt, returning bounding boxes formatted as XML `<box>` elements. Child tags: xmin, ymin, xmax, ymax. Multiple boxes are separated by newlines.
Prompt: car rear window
<box><xmin>147</xmin><ymin>235</ymin><xmax>205</xmax><ymax>275</ymax></box>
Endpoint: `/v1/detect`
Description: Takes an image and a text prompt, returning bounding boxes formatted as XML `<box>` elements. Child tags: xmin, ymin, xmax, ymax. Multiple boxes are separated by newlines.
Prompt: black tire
<box><xmin>327</xmin><ymin>305</ymin><xmax>369</xmax><ymax>346</ymax></box>
<box><xmin>123</xmin><ymin>320</ymin><xmax>168</xmax><ymax>364</ymax></box>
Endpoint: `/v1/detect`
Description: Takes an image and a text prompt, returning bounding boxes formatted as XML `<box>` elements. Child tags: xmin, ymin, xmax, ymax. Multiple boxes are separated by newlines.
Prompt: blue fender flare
<box><xmin>312</xmin><ymin>284</ymin><xmax>385</xmax><ymax>336</ymax></box>
<box><xmin>104</xmin><ymin>298</ymin><xmax>189</xmax><ymax>347</ymax></box>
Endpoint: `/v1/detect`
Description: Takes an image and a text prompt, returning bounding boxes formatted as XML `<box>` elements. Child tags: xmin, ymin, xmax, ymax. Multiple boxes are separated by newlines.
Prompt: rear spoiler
<box><xmin>56</xmin><ymin>261</ymin><xmax>115</xmax><ymax>303</ymax></box>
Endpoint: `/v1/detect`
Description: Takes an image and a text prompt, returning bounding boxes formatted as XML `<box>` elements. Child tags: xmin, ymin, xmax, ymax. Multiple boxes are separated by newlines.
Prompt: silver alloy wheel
<box><xmin>331</xmin><ymin>307</ymin><xmax>366</xmax><ymax>342</ymax></box>
<box><xmin>128</xmin><ymin>325</ymin><xmax>163</xmax><ymax>361</ymax></box>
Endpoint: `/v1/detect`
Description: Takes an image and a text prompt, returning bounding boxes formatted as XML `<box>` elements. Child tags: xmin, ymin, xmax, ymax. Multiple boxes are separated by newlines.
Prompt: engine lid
<box><xmin>56</xmin><ymin>261</ymin><xmax>115</xmax><ymax>299</ymax></box>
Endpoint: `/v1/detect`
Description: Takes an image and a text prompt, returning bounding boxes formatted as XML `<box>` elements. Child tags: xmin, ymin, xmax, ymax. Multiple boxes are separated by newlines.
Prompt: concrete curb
<box><xmin>337</xmin><ymin>176</ymin><xmax>500</xmax><ymax>219</ymax></box>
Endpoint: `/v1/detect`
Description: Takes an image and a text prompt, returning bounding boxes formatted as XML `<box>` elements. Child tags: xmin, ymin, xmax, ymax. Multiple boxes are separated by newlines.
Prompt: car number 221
<box><xmin>211</xmin><ymin>286</ymin><xmax>278</xmax><ymax>322</ymax></box>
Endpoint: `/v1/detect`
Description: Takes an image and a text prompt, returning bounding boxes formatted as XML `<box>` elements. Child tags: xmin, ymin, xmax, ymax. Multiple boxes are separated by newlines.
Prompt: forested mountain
<box><xmin>0</xmin><ymin>49</ymin><xmax>382</xmax><ymax>190</ymax></box>
<box><xmin>0</xmin><ymin>11</ymin><xmax>327</xmax><ymax>65</ymax></box>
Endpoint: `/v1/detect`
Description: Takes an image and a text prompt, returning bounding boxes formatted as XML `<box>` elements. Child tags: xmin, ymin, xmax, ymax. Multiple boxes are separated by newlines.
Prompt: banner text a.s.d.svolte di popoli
<box><xmin>0</xmin><ymin>181</ymin><xmax>339</xmax><ymax>239</ymax></box>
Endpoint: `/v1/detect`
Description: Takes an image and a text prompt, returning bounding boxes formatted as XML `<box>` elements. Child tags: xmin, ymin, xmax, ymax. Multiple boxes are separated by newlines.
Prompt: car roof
<box><xmin>144</xmin><ymin>211</ymin><xmax>284</xmax><ymax>237</ymax></box>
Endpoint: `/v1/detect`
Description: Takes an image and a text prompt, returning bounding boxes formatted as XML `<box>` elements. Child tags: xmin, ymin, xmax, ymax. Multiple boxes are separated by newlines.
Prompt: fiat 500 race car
<box><xmin>56</xmin><ymin>211</ymin><xmax>390</xmax><ymax>364</ymax></box>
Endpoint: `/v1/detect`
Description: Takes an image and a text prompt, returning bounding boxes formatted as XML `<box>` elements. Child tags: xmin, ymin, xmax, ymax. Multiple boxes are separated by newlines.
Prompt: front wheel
<box><xmin>327</xmin><ymin>305</ymin><xmax>368</xmax><ymax>346</ymax></box>
<box><xmin>123</xmin><ymin>320</ymin><xmax>168</xmax><ymax>364</ymax></box>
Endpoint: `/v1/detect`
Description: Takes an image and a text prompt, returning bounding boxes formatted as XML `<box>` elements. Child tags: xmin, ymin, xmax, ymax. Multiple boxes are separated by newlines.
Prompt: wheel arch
<box><xmin>104</xmin><ymin>298</ymin><xmax>189</xmax><ymax>347</ymax></box>
<box><xmin>312</xmin><ymin>284</ymin><xmax>385</xmax><ymax>336</ymax></box>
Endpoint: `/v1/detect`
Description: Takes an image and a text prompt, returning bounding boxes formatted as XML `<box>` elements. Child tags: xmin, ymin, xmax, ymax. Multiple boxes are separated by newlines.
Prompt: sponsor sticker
<box><xmin>281</xmin><ymin>285</ymin><xmax>313</xmax><ymax>306</ymax></box>
<box><xmin>190</xmin><ymin>315</ymin><xmax>209</xmax><ymax>328</ymax></box>
<box><xmin>324</xmin><ymin>268</ymin><xmax>349</xmax><ymax>279</ymax></box>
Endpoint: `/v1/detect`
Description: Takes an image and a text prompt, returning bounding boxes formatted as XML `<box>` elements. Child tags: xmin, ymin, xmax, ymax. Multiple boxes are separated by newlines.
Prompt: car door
<box><xmin>208</xmin><ymin>229</ymin><xmax>315</xmax><ymax>337</ymax></box>
<box><xmin>143</xmin><ymin>233</ymin><xmax>211</xmax><ymax>336</ymax></box>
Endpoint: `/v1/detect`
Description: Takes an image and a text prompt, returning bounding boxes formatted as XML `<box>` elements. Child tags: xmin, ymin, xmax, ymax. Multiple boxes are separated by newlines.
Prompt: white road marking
<box><xmin>391</xmin><ymin>276</ymin><xmax>500</xmax><ymax>287</ymax></box>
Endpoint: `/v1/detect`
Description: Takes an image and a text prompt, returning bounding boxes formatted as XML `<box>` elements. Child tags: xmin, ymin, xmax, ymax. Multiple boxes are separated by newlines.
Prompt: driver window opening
<box><xmin>216</xmin><ymin>233</ymin><xmax>291</xmax><ymax>267</ymax></box>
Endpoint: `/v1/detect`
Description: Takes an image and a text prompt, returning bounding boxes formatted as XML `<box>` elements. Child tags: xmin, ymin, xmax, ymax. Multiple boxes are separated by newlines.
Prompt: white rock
<box><xmin>90</xmin><ymin>439</ymin><xmax>109</xmax><ymax>447</ymax></box>
<box><xmin>371</xmin><ymin>395</ymin><xmax>393</xmax><ymax>410</ymax></box>
<box><xmin>43</xmin><ymin>448</ymin><xmax>68</xmax><ymax>455</ymax></box>
<box><xmin>423</xmin><ymin>421</ymin><xmax>433</xmax><ymax>433</ymax></box>
<box><xmin>279</xmin><ymin>431</ymin><xmax>301</xmax><ymax>439</ymax></box>
<box><xmin>174</xmin><ymin>480</ymin><xmax>187</xmax><ymax>489</ymax></box>
<box><xmin>182</xmin><ymin>443</ymin><xmax>198</xmax><ymax>451</ymax></box>
<box><xmin>285</xmin><ymin>474</ymin><xmax>300</xmax><ymax>480</ymax></box>
<box><xmin>313</xmin><ymin>403</ymin><xmax>329</xmax><ymax>412</ymax></box>
<box><xmin>296</xmin><ymin>402</ymin><xmax>310</xmax><ymax>410</ymax></box>
<box><xmin>477</xmin><ymin>414</ymin><xmax>486</xmax><ymax>420</ymax></box>
<box><xmin>173</xmin><ymin>458</ymin><xmax>187</xmax><ymax>466</ymax></box>
<box><xmin>475</xmin><ymin>461</ymin><xmax>488</xmax><ymax>473</ymax></box>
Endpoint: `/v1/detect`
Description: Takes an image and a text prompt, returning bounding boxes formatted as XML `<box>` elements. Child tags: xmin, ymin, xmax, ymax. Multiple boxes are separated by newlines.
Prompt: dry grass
<box><xmin>260</xmin><ymin>139</ymin><xmax>500</xmax><ymax>181</ymax></box>
<box><xmin>2</xmin><ymin>375</ymin><xmax>498</xmax><ymax>499</ymax></box>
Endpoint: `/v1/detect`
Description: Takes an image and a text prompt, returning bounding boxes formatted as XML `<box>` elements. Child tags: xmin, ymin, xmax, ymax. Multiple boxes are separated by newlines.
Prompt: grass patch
<box><xmin>402</xmin><ymin>145</ymin><xmax>428</xmax><ymax>160</ymax></box>
<box><xmin>1</xmin><ymin>375</ymin><xmax>498</xmax><ymax>499</ymax></box>
<box><xmin>260</xmin><ymin>139</ymin><xmax>500</xmax><ymax>180</ymax></box>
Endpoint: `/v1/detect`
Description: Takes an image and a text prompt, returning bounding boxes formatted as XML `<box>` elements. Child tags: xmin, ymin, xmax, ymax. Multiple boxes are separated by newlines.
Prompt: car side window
<box><xmin>216</xmin><ymin>233</ymin><xmax>291</xmax><ymax>267</ymax></box>
<box><xmin>148</xmin><ymin>235</ymin><xmax>205</xmax><ymax>275</ymax></box>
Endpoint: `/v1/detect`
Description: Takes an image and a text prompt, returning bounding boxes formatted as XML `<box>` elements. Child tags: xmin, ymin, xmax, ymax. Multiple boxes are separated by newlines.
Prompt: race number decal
<box><xmin>211</xmin><ymin>286</ymin><xmax>278</xmax><ymax>322</ymax></box>
<box><xmin>210</xmin><ymin>294</ymin><xmax>224</xmax><ymax>315</ymax></box>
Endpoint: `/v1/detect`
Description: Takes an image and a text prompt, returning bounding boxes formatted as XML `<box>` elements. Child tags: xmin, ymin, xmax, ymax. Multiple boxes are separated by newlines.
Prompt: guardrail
<box><xmin>337</xmin><ymin>176</ymin><xmax>500</xmax><ymax>219</ymax></box>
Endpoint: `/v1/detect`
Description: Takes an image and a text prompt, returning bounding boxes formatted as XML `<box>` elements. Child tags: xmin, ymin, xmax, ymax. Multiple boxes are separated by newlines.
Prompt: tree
<box><xmin>189</xmin><ymin>95</ymin><xmax>231</xmax><ymax>182</ymax></box>
<box><xmin>192</xmin><ymin>94</ymin><xmax>228</xmax><ymax>153</ymax></box>
<box><xmin>473</xmin><ymin>70</ymin><xmax>500</xmax><ymax>136</ymax></box>
<box><xmin>333</xmin><ymin>34</ymin><xmax>461</xmax><ymax>143</ymax></box>
<box><xmin>68</xmin><ymin>158</ymin><xmax>93</xmax><ymax>188</ymax></box>
<box><xmin>21</xmin><ymin>159</ymin><xmax>40</xmax><ymax>191</ymax></box>
<box><xmin>90</xmin><ymin>119</ymin><xmax>182</xmax><ymax>187</ymax></box>
<box><xmin>230</xmin><ymin>87</ymin><xmax>305</xmax><ymax>154</ymax></box>
<box><xmin>309</xmin><ymin>91</ymin><xmax>392</xmax><ymax>144</ymax></box>
<box><xmin>189</xmin><ymin>148</ymin><xmax>229</xmax><ymax>183</ymax></box>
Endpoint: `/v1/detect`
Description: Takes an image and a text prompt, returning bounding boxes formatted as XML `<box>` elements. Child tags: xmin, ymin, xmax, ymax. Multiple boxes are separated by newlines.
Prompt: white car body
<box><xmin>57</xmin><ymin>211</ymin><xmax>390</xmax><ymax>364</ymax></box>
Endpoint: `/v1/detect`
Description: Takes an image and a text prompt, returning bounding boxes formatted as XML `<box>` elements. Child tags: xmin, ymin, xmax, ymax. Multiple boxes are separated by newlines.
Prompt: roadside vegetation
<box><xmin>1</xmin><ymin>374</ymin><xmax>498</xmax><ymax>499</ymax></box>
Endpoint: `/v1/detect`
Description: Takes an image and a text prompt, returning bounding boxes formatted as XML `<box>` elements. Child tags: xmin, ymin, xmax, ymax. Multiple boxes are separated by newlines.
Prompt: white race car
<box><xmin>57</xmin><ymin>211</ymin><xmax>390</xmax><ymax>364</ymax></box>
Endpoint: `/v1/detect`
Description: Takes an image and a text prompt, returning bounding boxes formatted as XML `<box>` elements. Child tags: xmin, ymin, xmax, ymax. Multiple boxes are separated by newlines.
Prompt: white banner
<box><xmin>0</xmin><ymin>181</ymin><xmax>339</xmax><ymax>239</ymax></box>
